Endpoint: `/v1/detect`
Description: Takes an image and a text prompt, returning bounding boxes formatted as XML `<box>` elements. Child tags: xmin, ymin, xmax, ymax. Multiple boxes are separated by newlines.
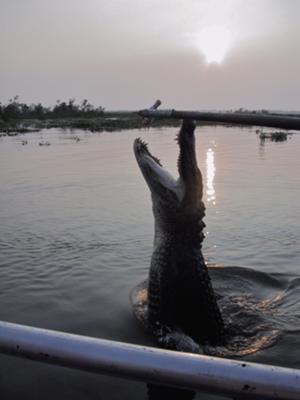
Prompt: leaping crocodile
<box><xmin>133</xmin><ymin>120</ymin><xmax>225</xmax><ymax>350</ymax></box>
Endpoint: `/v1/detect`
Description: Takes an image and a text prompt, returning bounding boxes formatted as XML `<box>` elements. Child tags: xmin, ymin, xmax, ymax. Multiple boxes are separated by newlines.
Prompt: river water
<box><xmin>0</xmin><ymin>126</ymin><xmax>299</xmax><ymax>399</ymax></box>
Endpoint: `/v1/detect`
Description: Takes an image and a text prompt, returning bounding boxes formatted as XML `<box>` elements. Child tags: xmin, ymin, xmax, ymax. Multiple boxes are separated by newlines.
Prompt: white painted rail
<box><xmin>0</xmin><ymin>321</ymin><xmax>299</xmax><ymax>399</ymax></box>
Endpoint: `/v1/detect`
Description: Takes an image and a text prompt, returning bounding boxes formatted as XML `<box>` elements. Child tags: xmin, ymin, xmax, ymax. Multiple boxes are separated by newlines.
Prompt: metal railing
<box><xmin>0</xmin><ymin>320</ymin><xmax>299</xmax><ymax>399</ymax></box>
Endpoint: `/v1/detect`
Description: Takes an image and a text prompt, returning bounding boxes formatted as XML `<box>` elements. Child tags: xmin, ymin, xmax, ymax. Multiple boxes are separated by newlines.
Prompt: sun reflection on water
<box><xmin>206</xmin><ymin>148</ymin><xmax>216</xmax><ymax>205</ymax></box>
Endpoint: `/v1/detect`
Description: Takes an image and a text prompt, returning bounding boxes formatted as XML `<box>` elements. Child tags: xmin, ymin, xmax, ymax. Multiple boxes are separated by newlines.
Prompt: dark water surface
<box><xmin>0</xmin><ymin>127</ymin><xmax>299</xmax><ymax>399</ymax></box>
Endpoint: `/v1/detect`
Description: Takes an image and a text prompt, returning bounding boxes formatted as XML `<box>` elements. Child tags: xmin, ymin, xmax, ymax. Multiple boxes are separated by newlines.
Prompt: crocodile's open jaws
<box><xmin>133</xmin><ymin>120</ymin><xmax>225</xmax><ymax>351</ymax></box>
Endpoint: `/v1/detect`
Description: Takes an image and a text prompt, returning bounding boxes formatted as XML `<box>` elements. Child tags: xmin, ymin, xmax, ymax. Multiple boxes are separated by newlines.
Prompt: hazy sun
<box><xmin>197</xmin><ymin>25</ymin><xmax>232</xmax><ymax>64</ymax></box>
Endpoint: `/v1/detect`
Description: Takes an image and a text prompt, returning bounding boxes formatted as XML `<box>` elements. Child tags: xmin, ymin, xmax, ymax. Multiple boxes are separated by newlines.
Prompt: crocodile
<box><xmin>133</xmin><ymin>120</ymin><xmax>225</xmax><ymax>398</ymax></box>
<box><xmin>134</xmin><ymin>119</ymin><xmax>225</xmax><ymax>348</ymax></box>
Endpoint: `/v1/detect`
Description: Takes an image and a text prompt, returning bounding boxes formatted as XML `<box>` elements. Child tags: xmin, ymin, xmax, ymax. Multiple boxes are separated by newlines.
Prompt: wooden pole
<box><xmin>138</xmin><ymin>109</ymin><xmax>300</xmax><ymax>131</ymax></box>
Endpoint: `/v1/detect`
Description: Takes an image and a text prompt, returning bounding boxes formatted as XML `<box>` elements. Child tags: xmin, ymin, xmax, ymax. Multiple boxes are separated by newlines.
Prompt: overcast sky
<box><xmin>0</xmin><ymin>0</ymin><xmax>299</xmax><ymax>110</ymax></box>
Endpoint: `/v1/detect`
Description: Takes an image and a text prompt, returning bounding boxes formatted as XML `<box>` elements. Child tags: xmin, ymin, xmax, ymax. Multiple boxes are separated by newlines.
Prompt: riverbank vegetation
<box><xmin>0</xmin><ymin>96</ymin><xmax>105</xmax><ymax>120</ymax></box>
<box><xmin>256</xmin><ymin>129</ymin><xmax>290</xmax><ymax>142</ymax></box>
<box><xmin>0</xmin><ymin>97</ymin><xmax>181</xmax><ymax>136</ymax></box>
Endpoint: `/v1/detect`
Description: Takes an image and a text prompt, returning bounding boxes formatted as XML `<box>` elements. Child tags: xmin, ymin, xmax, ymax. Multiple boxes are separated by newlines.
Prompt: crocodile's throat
<box><xmin>134</xmin><ymin>120</ymin><xmax>225</xmax><ymax>346</ymax></box>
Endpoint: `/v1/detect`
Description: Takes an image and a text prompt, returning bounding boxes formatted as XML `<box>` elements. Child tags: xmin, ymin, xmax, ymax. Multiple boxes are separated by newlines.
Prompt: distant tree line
<box><xmin>232</xmin><ymin>107</ymin><xmax>270</xmax><ymax>114</ymax></box>
<box><xmin>232</xmin><ymin>108</ymin><xmax>300</xmax><ymax>117</ymax></box>
<box><xmin>0</xmin><ymin>96</ymin><xmax>105</xmax><ymax>121</ymax></box>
